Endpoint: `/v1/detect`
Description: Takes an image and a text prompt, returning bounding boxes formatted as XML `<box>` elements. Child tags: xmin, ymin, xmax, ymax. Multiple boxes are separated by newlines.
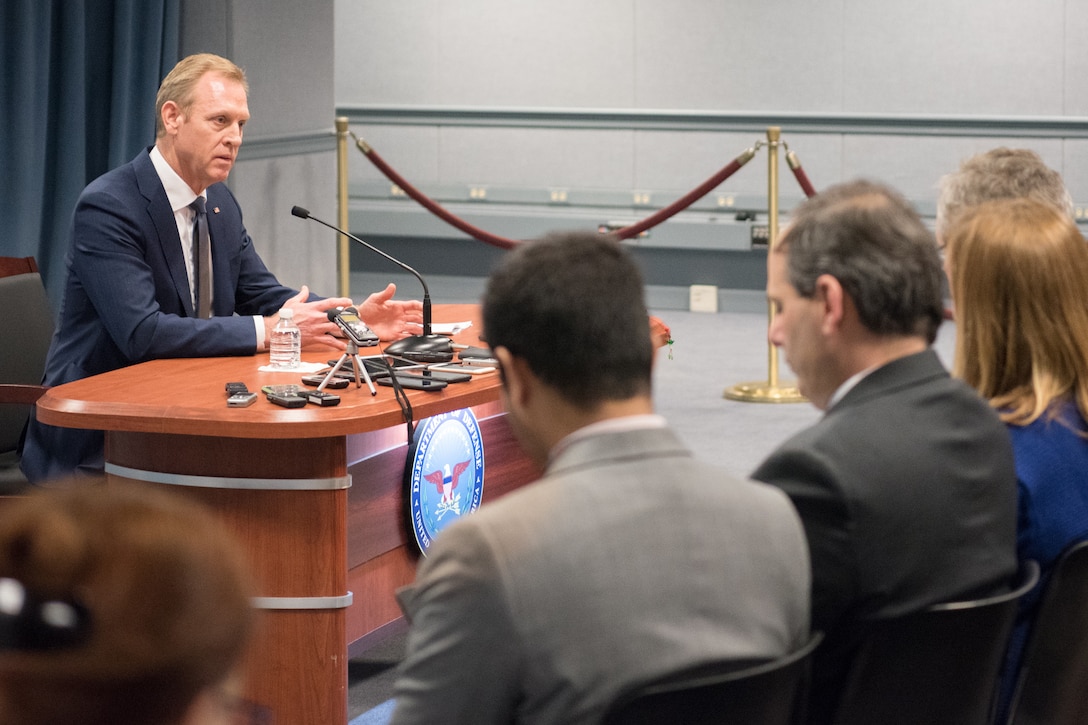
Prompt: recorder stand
<box><xmin>318</xmin><ymin>340</ymin><xmax>377</xmax><ymax>396</ymax></box>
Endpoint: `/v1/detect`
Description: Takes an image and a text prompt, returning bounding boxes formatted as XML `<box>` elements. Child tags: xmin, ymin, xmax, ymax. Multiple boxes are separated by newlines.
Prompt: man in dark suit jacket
<box><xmin>751</xmin><ymin>180</ymin><xmax>1018</xmax><ymax>724</ymax></box>
<box><xmin>21</xmin><ymin>54</ymin><xmax>422</xmax><ymax>482</ymax></box>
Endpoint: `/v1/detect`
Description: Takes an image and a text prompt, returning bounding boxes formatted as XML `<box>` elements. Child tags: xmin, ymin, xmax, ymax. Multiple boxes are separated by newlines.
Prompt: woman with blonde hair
<box><xmin>0</xmin><ymin>482</ymin><xmax>261</xmax><ymax>725</ymax></box>
<box><xmin>945</xmin><ymin>196</ymin><xmax>1088</xmax><ymax>718</ymax></box>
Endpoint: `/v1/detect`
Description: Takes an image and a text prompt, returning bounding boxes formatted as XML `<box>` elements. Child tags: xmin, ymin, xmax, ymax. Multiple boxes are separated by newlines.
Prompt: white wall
<box><xmin>333</xmin><ymin>0</ymin><xmax>1088</xmax><ymax>206</ymax></box>
<box><xmin>181</xmin><ymin>0</ymin><xmax>339</xmax><ymax>297</ymax></box>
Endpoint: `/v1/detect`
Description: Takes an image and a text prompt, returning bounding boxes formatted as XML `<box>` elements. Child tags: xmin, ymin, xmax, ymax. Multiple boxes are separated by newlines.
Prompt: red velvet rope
<box><xmin>786</xmin><ymin>150</ymin><xmax>818</xmax><ymax>198</ymax></box>
<box><xmin>356</xmin><ymin>138</ymin><xmax>522</xmax><ymax>250</ymax></box>
<box><xmin>354</xmin><ymin>136</ymin><xmax>759</xmax><ymax>247</ymax></box>
<box><xmin>614</xmin><ymin>150</ymin><xmax>755</xmax><ymax>240</ymax></box>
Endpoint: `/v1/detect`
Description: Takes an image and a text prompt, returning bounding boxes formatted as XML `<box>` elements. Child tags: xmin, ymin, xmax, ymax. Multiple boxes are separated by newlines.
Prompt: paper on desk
<box><xmin>258</xmin><ymin>361</ymin><xmax>329</xmax><ymax>373</ymax></box>
<box><xmin>432</xmin><ymin>321</ymin><xmax>473</xmax><ymax>335</ymax></box>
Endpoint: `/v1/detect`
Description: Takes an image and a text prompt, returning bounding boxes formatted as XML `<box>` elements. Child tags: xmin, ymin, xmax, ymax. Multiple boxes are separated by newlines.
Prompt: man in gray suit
<box><xmin>752</xmin><ymin>180</ymin><xmax>1018</xmax><ymax>723</ymax></box>
<box><xmin>391</xmin><ymin>231</ymin><xmax>811</xmax><ymax>725</ymax></box>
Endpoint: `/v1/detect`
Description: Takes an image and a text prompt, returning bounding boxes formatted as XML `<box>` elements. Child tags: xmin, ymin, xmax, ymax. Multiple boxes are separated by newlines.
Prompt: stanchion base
<box><xmin>723</xmin><ymin>381</ymin><xmax>807</xmax><ymax>404</ymax></box>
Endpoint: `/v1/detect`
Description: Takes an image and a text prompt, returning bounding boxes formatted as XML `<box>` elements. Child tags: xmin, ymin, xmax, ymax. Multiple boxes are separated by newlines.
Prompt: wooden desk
<box><xmin>35</xmin><ymin>304</ymin><xmax>540</xmax><ymax>725</ymax></box>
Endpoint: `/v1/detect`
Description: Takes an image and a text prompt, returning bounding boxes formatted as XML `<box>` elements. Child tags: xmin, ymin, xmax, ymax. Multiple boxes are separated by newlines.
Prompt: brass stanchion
<box><xmin>723</xmin><ymin>126</ymin><xmax>806</xmax><ymax>403</ymax></box>
<box><xmin>335</xmin><ymin>116</ymin><xmax>351</xmax><ymax>299</ymax></box>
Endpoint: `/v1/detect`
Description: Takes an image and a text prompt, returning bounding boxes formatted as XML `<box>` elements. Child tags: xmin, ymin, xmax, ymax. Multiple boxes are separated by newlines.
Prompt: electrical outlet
<box><xmin>689</xmin><ymin>285</ymin><xmax>719</xmax><ymax>313</ymax></box>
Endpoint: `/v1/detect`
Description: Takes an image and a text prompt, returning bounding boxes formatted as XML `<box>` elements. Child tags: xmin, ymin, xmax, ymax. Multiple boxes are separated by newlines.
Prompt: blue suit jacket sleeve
<box><xmin>44</xmin><ymin>150</ymin><xmax>298</xmax><ymax>384</ymax></box>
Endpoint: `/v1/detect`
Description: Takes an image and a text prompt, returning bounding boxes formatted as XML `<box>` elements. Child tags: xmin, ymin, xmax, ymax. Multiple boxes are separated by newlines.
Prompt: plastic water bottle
<box><xmin>269</xmin><ymin>307</ymin><xmax>301</xmax><ymax>369</ymax></box>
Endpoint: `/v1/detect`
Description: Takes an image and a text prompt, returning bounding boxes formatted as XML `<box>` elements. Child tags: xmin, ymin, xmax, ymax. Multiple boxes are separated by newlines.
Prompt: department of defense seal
<box><xmin>408</xmin><ymin>408</ymin><xmax>485</xmax><ymax>554</ymax></box>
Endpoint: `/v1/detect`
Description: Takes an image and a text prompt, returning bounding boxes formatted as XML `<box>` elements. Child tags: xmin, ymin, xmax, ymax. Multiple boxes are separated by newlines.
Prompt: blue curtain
<box><xmin>0</xmin><ymin>0</ymin><xmax>179</xmax><ymax>310</ymax></box>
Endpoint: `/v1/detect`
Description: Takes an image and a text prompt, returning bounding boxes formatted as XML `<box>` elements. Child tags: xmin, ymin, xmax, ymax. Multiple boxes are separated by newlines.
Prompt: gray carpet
<box><xmin>345</xmin><ymin>305</ymin><xmax>958</xmax><ymax>720</ymax></box>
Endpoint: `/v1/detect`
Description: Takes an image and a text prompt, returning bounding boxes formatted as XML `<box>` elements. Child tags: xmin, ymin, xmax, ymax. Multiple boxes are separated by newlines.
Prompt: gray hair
<box><xmin>936</xmin><ymin>147</ymin><xmax>1073</xmax><ymax>237</ymax></box>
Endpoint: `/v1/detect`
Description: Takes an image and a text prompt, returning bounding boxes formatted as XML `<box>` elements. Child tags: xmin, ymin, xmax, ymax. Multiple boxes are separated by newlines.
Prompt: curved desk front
<box><xmin>34</xmin><ymin>304</ymin><xmax>539</xmax><ymax>725</ymax></box>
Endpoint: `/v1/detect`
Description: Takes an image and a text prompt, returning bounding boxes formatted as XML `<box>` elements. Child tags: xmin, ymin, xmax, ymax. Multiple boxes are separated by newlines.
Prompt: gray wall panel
<box><xmin>179</xmin><ymin>0</ymin><xmax>230</xmax><ymax>56</ymax></box>
<box><xmin>1065</xmin><ymin>4</ymin><xmax>1088</xmax><ymax>116</ymax></box>
<box><xmin>233</xmin><ymin>0</ymin><xmax>335</xmax><ymax>138</ymax></box>
<box><xmin>436</xmin><ymin>0</ymin><xmax>636</xmax><ymax>108</ymax></box>
<box><xmin>335</xmin><ymin>2</ymin><xmax>445</xmax><ymax>105</ymax></box>
<box><xmin>843</xmin><ymin>0</ymin><xmax>1066</xmax><ymax>115</ymax></box>
<box><xmin>230</xmin><ymin>152</ymin><xmax>339</xmax><ymax>296</ymax></box>
<box><xmin>633</xmin><ymin>130</ymin><xmax>766</xmax><ymax>195</ymax></box>
<box><xmin>634</xmin><ymin>1</ymin><xmax>847</xmax><ymax>111</ymax></box>
<box><xmin>181</xmin><ymin>0</ymin><xmax>339</xmax><ymax>298</ymax></box>
<box><xmin>437</xmin><ymin>126</ymin><xmax>635</xmax><ymax>188</ymax></box>
<box><xmin>336</xmin><ymin>1</ymin><xmax>636</xmax><ymax>108</ymax></box>
<box><xmin>349</xmin><ymin>125</ymin><xmax>442</xmax><ymax>186</ymax></box>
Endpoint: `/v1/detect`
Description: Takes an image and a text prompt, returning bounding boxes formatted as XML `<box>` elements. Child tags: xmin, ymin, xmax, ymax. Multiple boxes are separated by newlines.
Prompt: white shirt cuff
<box><xmin>253</xmin><ymin>316</ymin><xmax>266</xmax><ymax>352</ymax></box>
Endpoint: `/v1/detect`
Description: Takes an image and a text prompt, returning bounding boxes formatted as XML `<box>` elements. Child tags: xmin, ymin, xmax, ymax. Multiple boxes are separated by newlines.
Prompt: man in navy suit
<box><xmin>21</xmin><ymin>54</ymin><xmax>422</xmax><ymax>482</ymax></box>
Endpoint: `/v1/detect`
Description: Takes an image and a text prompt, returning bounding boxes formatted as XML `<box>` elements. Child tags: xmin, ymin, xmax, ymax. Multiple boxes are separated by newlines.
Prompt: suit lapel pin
<box><xmin>213</xmin><ymin>207</ymin><xmax>220</xmax><ymax>214</ymax></box>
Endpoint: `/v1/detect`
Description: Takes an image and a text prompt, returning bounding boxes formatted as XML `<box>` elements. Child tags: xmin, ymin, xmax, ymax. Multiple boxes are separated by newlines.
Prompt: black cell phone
<box><xmin>225</xmin><ymin>381</ymin><xmax>256</xmax><ymax>406</ymax></box>
<box><xmin>376</xmin><ymin>375</ymin><xmax>448</xmax><ymax>392</ymax></box>
<box><xmin>303</xmin><ymin>390</ymin><xmax>341</xmax><ymax>406</ymax></box>
<box><xmin>432</xmin><ymin>361</ymin><xmax>497</xmax><ymax>375</ymax></box>
<box><xmin>267</xmin><ymin>392</ymin><xmax>307</xmax><ymax>408</ymax></box>
<box><xmin>459</xmin><ymin>347</ymin><xmax>497</xmax><ymax>364</ymax></box>
<box><xmin>301</xmin><ymin>374</ymin><xmax>350</xmax><ymax>389</ymax></box>
<box><xmin>408</xmin><ymin>368</ymin><xmax>472</xmax><ymax>384</ymax></box>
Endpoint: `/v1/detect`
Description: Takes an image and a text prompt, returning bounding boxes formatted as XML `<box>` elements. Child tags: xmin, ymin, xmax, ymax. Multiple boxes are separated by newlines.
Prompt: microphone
<box><xmin>291</xmin><ymin>206</ymin><xmax>453</xmax><ymax>363</ymax></box>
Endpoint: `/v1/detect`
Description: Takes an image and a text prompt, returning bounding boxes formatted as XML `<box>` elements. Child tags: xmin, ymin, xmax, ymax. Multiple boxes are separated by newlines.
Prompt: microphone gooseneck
<box><xmin>292</xmin><ymin>207</ymin><xmax>452</xmax><ymax>363</ymax></box>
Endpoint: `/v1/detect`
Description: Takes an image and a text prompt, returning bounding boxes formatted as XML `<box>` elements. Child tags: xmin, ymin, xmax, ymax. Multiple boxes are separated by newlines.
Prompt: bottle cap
<box><xmin>278</xmin><ymin>307</ymin><xmax>295</xmax><ymax>320</ymax></box>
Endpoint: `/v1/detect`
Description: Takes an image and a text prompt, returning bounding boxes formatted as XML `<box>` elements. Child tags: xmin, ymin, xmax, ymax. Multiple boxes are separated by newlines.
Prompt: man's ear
<box><xmin>494</xmin><ymin>347</ymin><xmax>533</xmax><ymax>409</ymax></box>
<box><xmin>161</xmin><ymin>100</ymin><xmax>183</xmax><ymax>135</ymax></box>
<box><xmin>814</xmin><ymin>273</ymin><xmax>846</xmax><ymax>335</ymax></box>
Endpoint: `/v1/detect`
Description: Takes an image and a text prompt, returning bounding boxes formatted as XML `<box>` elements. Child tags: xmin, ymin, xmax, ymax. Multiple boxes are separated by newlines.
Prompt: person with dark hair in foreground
<box><xmin>752</xmin><ymin>180</ymin><xmax>1018</xmax><ymax>723</ymax></box>
<box><xmin>391</xmin><ymin>231</ymin><xmax>811</xmax><ymax>725</ymax></box>
<box><xmin>0</xmin><ymin>481</ymin><xmax>258</xmax><ymax>725</ymax></box>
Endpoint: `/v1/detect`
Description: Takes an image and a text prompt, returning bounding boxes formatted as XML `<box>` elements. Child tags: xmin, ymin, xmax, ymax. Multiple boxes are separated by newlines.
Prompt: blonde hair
<box><xmin>155</xmin><ymin>53</ymin><xmax>248</xmax><ymax>138</ymax></box>
<box><xmin>947</xmin><ymin>198</ymin><xmax>1088</xmax><ymax>427</ymax></box>
<box><xmin>0</xmin><ymin>482</ymin><xmax>255</xmax><ymax>725</ymax></box>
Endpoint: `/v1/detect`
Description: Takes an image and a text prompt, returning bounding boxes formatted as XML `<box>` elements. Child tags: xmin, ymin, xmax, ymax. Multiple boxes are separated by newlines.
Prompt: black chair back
<box><xmin>602</xmin><ymin>632</ymin><xmax>823</xmax><ymax>725</ymax></box>
<box><xmin>1007</xmin><ymin>541</ymin><xmax>1088</xmax><ymax>725</ymax></box>
<box><xmin>0</xmin><ymin>258</ymin><xmax>54</xmax><ymax>492</ymax></box>
<box><xmin>830</xmin><ymin>562</ymin><xmax>1039</xmax><ymax>725</ymax></box>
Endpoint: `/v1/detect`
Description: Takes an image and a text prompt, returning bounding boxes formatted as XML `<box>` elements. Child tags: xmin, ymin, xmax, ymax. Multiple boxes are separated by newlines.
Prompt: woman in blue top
<box><xmin>944</xmin><ymin>197</ymin><xmax>1088</xmax><ymax>720</ymax></box>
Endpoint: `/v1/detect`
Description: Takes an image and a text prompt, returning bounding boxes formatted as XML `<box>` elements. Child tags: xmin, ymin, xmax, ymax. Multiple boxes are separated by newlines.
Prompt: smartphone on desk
<box><xmin>376</xmin><ymin>375</ymin><xmax>448</xmax><ymax>392</ymax></box>
<box><xmin>458</xmin><ymin>346</ymin><xmax>497</xmax><ymax>364</ymax></box>
<box><xmin>431</xmin><ymin>361</ymin><xmax>497</xmax><ymax>375</ymax></box>
<box><xmin>404</xmin><ymin>368</ymin><xmax>472</xmax><ymax>384</ymax></box>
